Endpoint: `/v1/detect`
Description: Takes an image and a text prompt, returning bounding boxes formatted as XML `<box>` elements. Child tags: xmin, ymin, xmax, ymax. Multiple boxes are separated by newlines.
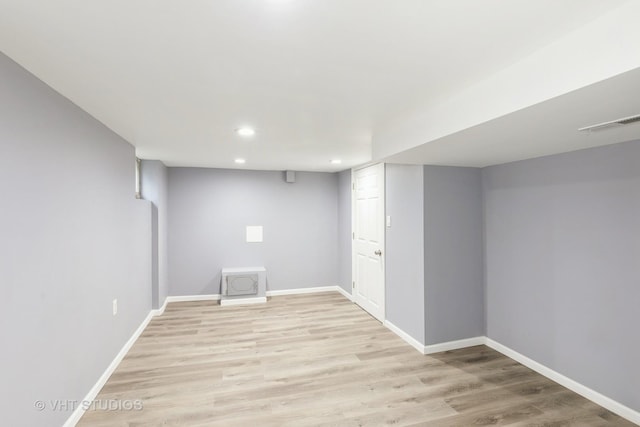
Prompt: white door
<box><xmin>352</xmin><ymin>163</ymin><xmax>385</xmax><ymax>322</ymax></box>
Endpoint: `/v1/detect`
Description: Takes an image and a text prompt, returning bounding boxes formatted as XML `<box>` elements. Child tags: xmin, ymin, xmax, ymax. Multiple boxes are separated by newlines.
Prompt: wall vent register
<box><xmin>220</xmin><ymin>267</ymin><xmax>267</xmax><ymax>305</ymax></box>
<box><xmin>225</xmin><ymin>274</ymin><xmax>258</xmax><ymax>296</ymax></box>
<box><xmin>578</xmin><ymin>113</ymin><xmax>640</xmax><ymax>132</ymax></box>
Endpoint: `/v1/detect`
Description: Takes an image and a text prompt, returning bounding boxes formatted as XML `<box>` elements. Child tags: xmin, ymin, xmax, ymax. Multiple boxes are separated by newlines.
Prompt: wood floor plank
<box><xmin>77</xmin><ymin>292</ymin><xmax>634</xmax><ymax>426</ymax></box>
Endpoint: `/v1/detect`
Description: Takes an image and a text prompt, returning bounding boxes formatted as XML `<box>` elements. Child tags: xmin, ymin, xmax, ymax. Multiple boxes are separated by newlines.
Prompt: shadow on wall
<box><xmin>206</xmin><ymin>273</ymin><xmax>223</xmax><ymax>295</ymax></box>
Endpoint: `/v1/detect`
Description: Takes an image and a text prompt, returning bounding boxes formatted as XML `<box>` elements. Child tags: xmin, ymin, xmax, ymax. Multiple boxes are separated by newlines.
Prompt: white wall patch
<box><xmin>246</xmin><ymin>226</ymin><xmax>263</xmax><ymax>243</ymax></box>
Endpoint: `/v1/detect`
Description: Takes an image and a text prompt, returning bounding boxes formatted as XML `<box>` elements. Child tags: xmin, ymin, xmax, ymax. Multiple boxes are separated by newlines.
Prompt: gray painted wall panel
<box><xmin>141</xmin><ymin>160</ymin><xmax>169</xmax><ymax>309</ymax></box>
<box><xmin>337</xmin><ymin>170</ymin><xmax>352</xmax><ymax>294</ymax></box>
<box><xmin>424</xmin><ymin>166</ymin><xmax>485</xmax><ymax>345</ymax></box>
<box><xmin>167</xmin><ymin>168</ymin><xmax>339</xmax><ymax>295</ymax></box>
<box><xmin>385</xmin><ymin>164</ymin><xmax>426</xmax><ymax>343</ymax></box>
<box><xmin>483</xmin><ymin>140</ymin><xmax>640</xmax><ymax>411</ymax></box>
<box><xmin>0</xmin><ymin>53</ymin><xmax>151</xmax><ymax>427</ymax></box>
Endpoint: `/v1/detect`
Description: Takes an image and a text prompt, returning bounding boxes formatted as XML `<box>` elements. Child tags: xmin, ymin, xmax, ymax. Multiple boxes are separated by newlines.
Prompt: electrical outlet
<box><xmin>112</xmin><ymin>299</ymin><xmax>118</xmax><ymax>316</ymax></box>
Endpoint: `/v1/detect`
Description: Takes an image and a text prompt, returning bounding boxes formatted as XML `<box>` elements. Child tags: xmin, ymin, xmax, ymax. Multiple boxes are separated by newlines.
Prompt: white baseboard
<box><xmin>63</xmin><ymin>288</ymin><xmax>352</xmax><ymax>426</ymax></box>
<box><xmin>266</xmin><ymin>286</ymin><xmax>338</xmax><ymax>296</ymax></box>
<box><xmin>156</xmin><ymin>287</ymin><xmax>348</xmax><ymax>309</ymax></box>
<box><xmin>220</xmin><ymin>296</ymin><xmax>267</xmax><ymax>306</ymax></box>
<box><xmin>152</xmin><ymin>298</ymin><xmax>169</xmax><ymax>316</ymax></box>
<box><xmin>163</xmin><ymin>287</ymin><xmax>347</xmax><ymax>303</ymax></box>
<box><xmin>423</xmin><ymin>336</ymin><xmax>486</xmax><ymax>354</ymax></box>
<box><xmin>384</xmin><ymin>321</ymin><xmax>484</xmax><ymax>356</ymax></box>
<box><xmin>381</xmin><ymin>322</ymin><xmax>640</xmax><ymax>425</ymax></box>
<box><xmin>384</xmin><ymin>320</ymin><xmax>425</xmax><ymax>354</ymax></box>
<box><xmin>67</xmin><ymin>292</ymin><xmax>638</xmax><ymax>427</ymax></box>
<box><xmin>335</xmin><ymin>285</ymin><xmax>353</xmax><ymax>301</ymax></box>
<box><xmin>165</xmin><ymin>294</ymin><xmax>220</xmax><ymax>303</ymax></box>
<box><xmin>485</xmin><ymin>338</ymin><xmax>640</xmax><ymax>425</ymax></box>
<box><xmin>63</xmin><ymin>309</ymin><xmax>156</xmax><ymax>427</ymax></box>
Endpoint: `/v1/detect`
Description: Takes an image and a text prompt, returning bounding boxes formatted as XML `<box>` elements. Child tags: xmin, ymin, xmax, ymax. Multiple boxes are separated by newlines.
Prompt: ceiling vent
<box><xmin>578</xmin><ymin>114</ymin><xmax>640</xmax><ymax>132</ymax></box>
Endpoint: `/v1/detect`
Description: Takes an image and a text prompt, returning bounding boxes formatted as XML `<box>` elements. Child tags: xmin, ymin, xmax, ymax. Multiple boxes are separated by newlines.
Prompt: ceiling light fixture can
<box><xmin>235</xmin><ymin>158</ymin><xmax>246</xmax><ymax>164</ymax></box>
<box><xmin>236</xmin><ymin>127</ymin><xmax>255</xmax><ymax>137</ymax></box>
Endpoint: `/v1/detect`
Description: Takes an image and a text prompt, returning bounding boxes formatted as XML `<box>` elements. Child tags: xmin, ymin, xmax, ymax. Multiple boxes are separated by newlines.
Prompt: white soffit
<box><xmin>384</xmin><ymin>67</ymin><xmax>640</xmax><ymax>167</ymax></box>
<box><xmin>374</xmin><ymin>0</ymin><xmax>640</xmax><ymax>164</ymax></box>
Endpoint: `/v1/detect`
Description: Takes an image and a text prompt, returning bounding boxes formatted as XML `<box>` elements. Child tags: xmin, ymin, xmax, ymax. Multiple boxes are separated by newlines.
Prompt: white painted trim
<box><xmin>378</xmin><ymin>324</ymin><xmax>640</xmax><ymax>425</ymax></box>
<box><xmin>384</xmin><ymin>321</ymin><xmax>485</xmax><ymax>356</ymax></box>
<box><xmin>335</xmin><ymin>285</ymin><xmax>353</xmax><ymax>302</ymax></box>
<box><xmin>63</xmin><ymin>310</ymin><xmax>156</xmax><ymax>427</ymax></box>
<box><xmin>351</xmin><ymin>167</ymin><xmax>356</xmax><ymax>305</ymax></box>
<box><xmin>65</xmin><ymin>302</ymin><xmax>640</xmax><ymax>427</ymax></box>
<box><xmin>220</xmin><ymin>297</ymin><xmax>267</xmax><ymax>306</ymax></box>
<box><xmin>166</xmin><ymin>287</ymin><xmax>347</xmax><ymax>302</ymax></box>
<box><xmin>384</xmin><ymin>320</ymin><xmax>425</xmax><ymax>354</ymax></box>
<box><xmin>266</xmin><ymin>286</ymin><xmax>337</xmax><ymax>297</ymax></box>
<box><xmin>165</xmin><ymin>294</ymin><xmax>220</xmax><ymax>303</ymax></box>
<box><xmin>423</xmin><ymin>336</ymin><xmax>486</xmax><ymax>354</ymax></box>
<box><xmin>152</xmin><ymin>297</ymin><xmax>169</xmax><ymax>316</ymax></box>
<box><xmin>485</xmin><ymin>338</ymin><xmax>640</xmax><ymax>425</ymax></box>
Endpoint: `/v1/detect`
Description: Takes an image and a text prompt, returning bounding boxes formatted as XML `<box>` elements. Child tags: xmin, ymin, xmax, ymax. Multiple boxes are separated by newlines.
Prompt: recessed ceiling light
<box><xmin>331</xmin><ymin>159</ymin><xmax>342</xmax><ymax>165</ymax></box>
<box><xmin>236</xmin><ymin>127</ymin><xmax>255</xmax><ymax>137</ymax></box>
<box><xmin>234</xmin><ymin>158</ymin><xmax>246</xmax><ymax>164</ymax></box>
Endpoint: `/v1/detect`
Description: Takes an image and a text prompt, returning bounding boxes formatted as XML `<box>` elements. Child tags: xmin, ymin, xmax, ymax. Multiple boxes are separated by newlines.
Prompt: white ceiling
<box><xmin>0</xmin><ymin>0</ymin><xmax>633</xmax><ymax>171</ymax></box>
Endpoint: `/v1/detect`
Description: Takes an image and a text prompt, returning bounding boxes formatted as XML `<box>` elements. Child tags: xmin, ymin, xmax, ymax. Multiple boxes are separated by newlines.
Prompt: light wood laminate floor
<box><xmin>78</xmin><ymin>292</ymin><xmax>635</xmax><ymax>426</ymax></box>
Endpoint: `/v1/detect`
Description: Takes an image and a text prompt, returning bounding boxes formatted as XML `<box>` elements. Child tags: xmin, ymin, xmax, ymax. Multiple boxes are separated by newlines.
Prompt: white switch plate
<box><xmin>246</xmin><ymin>226</ymin><xmax>263</xmax><ymax>243</ymax></box>
<box><xmin>386</xmin><ymin>215</ymin><xmax>392</xmax><ymax>227</ymax></box>
<box><xmin>112</xmin><ymin>299</ymin><xmax>118</xmax><ymax>316</ymax></box>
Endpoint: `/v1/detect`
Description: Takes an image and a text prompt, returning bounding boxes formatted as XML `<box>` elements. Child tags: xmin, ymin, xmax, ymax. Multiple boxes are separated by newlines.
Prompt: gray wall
<box><xmin>337</xmin><ymin>170</ymin><xmax>352</xmax><ymax>294</ymax></box>
<box><xmin>483</xmin><ymin>140</ymin><xmax>640</xmax><ymax>411</ymax></box>
<box><xmin>385</xmin><ymin>164</ymin><xmax>426</xmax><ymax>343</ymax></box>
<box><xmin>168</xmin><ymin>168</ymin><xmax>339</xmax><ymax>295</ymax></box>
<box><xmin>141</xmin><ymin>160</ymin><xmax>169</xmax><ymax>309</ymax></box>
<box><xmin>0</xmin><ymin>53</ymin><xmax>152</xmax><ymax>427</ymax></box>
<box><xmin>424</xmin><ymin>166</ymin><xmax>485</xmax><ymax>345</ymax></box>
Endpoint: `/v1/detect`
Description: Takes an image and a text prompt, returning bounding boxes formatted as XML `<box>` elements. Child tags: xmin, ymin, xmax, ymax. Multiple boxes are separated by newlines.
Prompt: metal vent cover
<box><xmin>226</xmin><ymin>274</ymin><xmax>258</xmax><ymax>296</ymax></box>
<box><xmin>579</xmin><ymin>113</ymin><xmax>640</xmax><ymax>132</ymax></box>
<box><xmin>617</xmin><ymin>115</ymin><xmax>640</xmax><ymax>125</ymax></box>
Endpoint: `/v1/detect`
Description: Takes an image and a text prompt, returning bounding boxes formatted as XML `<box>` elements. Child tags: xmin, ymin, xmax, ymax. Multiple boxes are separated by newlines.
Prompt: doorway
<box><xmin>352</xmin><ymin>163</ymin><xmax>385</xmax><ymax>321</ymax></box>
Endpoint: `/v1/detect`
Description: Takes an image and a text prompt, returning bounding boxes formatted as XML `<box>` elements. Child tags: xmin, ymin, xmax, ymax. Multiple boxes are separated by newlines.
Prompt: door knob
<box><xmin>374</xmin><ymin>250</ymin><xmax>382</xmax><ymax>256</ymax></box>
